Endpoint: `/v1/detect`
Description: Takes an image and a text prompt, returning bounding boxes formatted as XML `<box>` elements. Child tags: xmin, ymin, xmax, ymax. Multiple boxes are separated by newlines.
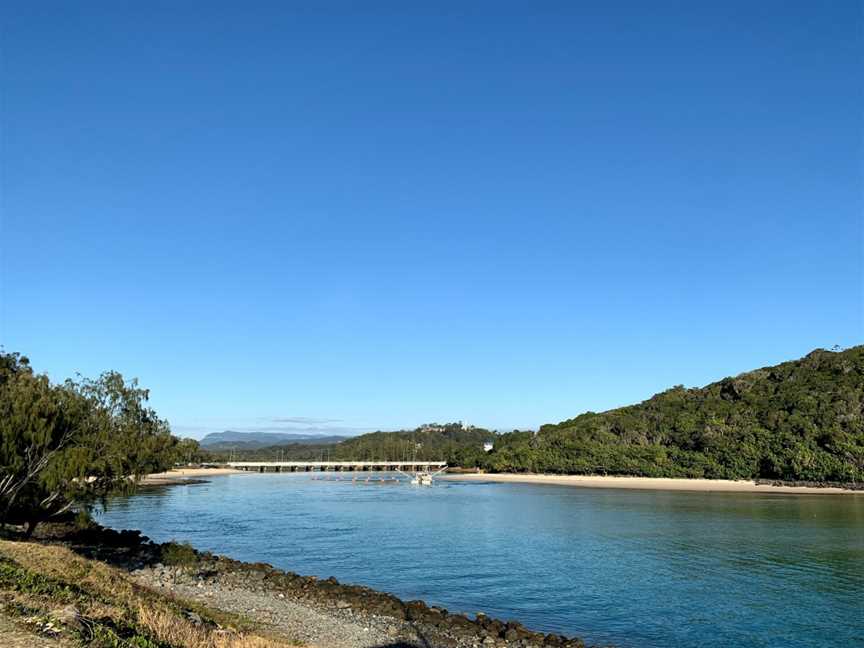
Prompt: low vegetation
<box><xmin>160</xmin><ymin>542</ymin><xmax>199</xmax><ymax>568</ymax></box>
<box><xmin>0</xmin><ymin>538</ymin><xmax>293</xmax><ymax>647</ymax></box>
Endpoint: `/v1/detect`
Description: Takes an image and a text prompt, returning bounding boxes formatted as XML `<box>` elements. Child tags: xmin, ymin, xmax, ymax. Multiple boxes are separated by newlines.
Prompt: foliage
<box><xmin>161</xmin><ymin>541</ymin><xmax>199</xmax><ymax>567</ymax></box>
<box><xmin>479</xmin><ymin>347</ymin><xmax>864</xmax><ymax>483</ymax></box>
<box><xmin>0</xmin><ymin>351</ymin><xmax>178</xmax><ymax>532</ymax></box>
<box><xmin>209</xmin><ymin>422</ymin><xmax>496</xmax><ymax>466</ymax></box>
<box><xmin>174</xmin><ymin>437</ymin><xmax>209</xmax><ymax>465</ymax></box>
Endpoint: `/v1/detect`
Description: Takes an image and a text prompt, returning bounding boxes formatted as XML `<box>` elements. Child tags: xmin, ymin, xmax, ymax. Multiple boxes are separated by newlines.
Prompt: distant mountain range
<box><xmin>199</xmin><ymin>431</ymin><xmax>347</xmax><ymax>450</ymax></box>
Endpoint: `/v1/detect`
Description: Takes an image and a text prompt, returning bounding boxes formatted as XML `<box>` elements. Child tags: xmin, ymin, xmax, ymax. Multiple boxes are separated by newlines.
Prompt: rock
<box><xmin>50</xmin><ymin>605</ymin><xmax>83</xmax><ymax>631</ymax></box>
<box><xmin>185</xmin><ymin>611</ymin><xmax>203</xmax><ymax>626</ymax></box>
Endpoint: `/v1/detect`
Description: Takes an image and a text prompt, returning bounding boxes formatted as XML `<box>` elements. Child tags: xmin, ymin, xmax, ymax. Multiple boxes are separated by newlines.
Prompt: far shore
<box><xmin>442</xmin><ymin>472</ymin><xmax>862</xmax><ymax>494</ymax></box>
<box><xmin>142</xmin><ymin>466</ymin><xmax>862</xmax><ymax>494</ymax></box>
<box><xmin>141</xmin><ymin>466</ymin><xmax>244</xmax><ymax>485</ymax></box>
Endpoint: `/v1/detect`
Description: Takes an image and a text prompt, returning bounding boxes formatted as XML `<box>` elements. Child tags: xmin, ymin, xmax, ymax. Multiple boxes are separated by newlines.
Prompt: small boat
<box><xmin>410</xmin><ymin>472</ymin><xmax>434</xmax><ymax>486</ymax></box>
<box><xmin>395</xmin><ymin>465</ymin><xmax>447</xmax><ymax>486</ymax></box>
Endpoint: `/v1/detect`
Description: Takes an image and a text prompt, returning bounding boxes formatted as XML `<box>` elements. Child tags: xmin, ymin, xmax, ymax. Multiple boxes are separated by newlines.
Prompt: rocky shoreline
<box><xmin>37</xmin><ymin>522</ymin><xmax>592</xmax><ymax>648</ymax></box>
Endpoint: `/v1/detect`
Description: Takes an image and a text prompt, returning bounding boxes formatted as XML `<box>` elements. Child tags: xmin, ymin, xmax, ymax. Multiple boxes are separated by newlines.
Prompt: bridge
<box><xmin>227</xmin><ymin>461</ymin><xmax>448</xmax><ymax>473</ymax></box>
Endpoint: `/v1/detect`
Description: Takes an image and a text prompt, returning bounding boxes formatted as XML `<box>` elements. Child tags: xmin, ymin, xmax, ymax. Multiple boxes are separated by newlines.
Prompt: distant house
<box><xmin>483</xmin><ymin>442</ymin><xmax>494</xmax><ymax>453</ymax></box>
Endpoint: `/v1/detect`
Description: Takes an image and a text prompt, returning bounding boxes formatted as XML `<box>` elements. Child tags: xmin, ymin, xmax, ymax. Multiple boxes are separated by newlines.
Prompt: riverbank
<box><xmin>0</xmin><ymin>534</ymin><xmax>288</xmax><ymax>647</ymax></box>
<box><xmin>142</xmin><ymin>467</ymin><xmax>244</xmax><ymax>485</ymax></box>
<box><xmin>0</xmin><ymin>522</ymin><xmax>588</xmax><ymax>648</ymax></box>
<box><xmin>442</xmin><ymin>472</ymin><xmax>862</xmax><ymax>494</ymax></box>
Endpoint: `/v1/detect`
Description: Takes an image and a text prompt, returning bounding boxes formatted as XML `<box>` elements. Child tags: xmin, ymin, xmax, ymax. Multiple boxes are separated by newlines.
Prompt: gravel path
<box><xmin>137</xmin><ymin>574</ymin><xmax>451</xmax><ymax>648</ymax></box>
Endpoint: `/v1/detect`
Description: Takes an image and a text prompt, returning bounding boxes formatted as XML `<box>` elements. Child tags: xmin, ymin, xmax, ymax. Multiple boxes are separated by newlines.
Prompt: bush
<box><xmin>160</xmin><ymin>542</ymin><xmax>198</xmax><ymax>567</ymax></box>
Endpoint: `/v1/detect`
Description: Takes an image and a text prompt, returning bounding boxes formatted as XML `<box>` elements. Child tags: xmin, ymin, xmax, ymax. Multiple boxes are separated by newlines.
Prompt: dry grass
<box><xmin>0</xmin><ymin>539</ymin><xmax>299</xmax><ymax>647</ymax></box>
<box><xmin>135</xmin><ymin>604</ymin><xmax>293</xmax><ymax>648</ymax></box>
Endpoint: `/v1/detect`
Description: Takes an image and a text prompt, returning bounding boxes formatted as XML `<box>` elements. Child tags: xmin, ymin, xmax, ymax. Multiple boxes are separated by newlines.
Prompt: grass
<box><xmin>0</xmin><ymin>539</ymin><xmax>298</xmax><ymax>648</ymax></box>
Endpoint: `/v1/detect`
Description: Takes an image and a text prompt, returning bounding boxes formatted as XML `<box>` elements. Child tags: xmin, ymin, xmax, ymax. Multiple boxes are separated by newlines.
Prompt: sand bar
<box><xmin>141</xmin><ymin>467</ymin><xmax>243</xmax><ymax>485</ymax></box>
<box><xmin>442</xmin><ymin>472</ymin><xmax>861</xmax><ymax>494</ymax></box>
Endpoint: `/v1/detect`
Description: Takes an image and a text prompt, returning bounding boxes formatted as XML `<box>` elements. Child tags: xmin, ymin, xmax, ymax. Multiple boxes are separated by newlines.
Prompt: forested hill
<box><xmin>481</xmin><ymin>346</ymin><xmax>864</xmax><ymax>483</ymax></box>
<box><xmin>205</xmin><ymin>423</ymin><xmax>495</xmax><ymax>465</ymax></box>
<box><xmin>333</xmin><ymin>423</ymin><xmax>494</xmax><ymax>464</ymax></box>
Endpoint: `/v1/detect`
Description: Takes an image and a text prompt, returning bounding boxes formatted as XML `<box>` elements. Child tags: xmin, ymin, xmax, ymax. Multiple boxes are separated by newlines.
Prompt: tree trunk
<box><xmin>23</xmin><ymin>519</ymin><xmax>39</xmax><ymax>539</ymax></box>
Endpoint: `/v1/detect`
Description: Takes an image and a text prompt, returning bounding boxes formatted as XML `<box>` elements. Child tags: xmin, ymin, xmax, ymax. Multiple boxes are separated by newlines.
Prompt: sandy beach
<box><xmin>141</xmin><ymin>466</ymin><xmax>243</xmax><ymax>485</ymax></box>
<box><xmin>442</xmin><ymin>472</ymin><xmax>861</xmax><ymax>494</ymax></box>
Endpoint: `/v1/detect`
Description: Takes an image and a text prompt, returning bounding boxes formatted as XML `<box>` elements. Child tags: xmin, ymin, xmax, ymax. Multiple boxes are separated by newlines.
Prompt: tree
<box><xmin>0</xmin><ymin>351</ymin><xmax>178</xmax><ymax>535</ymax></box>
<box><xmin>174</xmin><ymin>437</ymin><xmax>207</xmax><ymax>464</ymax></box>
<box><xmin>0</xmin><ymin>354</ymin><xmax>79</xmax><ymax>524</ymax></box>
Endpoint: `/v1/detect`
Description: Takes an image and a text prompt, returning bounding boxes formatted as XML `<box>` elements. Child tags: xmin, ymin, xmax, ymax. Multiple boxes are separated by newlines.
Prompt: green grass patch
<box><xmin>0</xmin><ymin>556</ymin><xmax>83</xmax><ymax>603</ymax></box>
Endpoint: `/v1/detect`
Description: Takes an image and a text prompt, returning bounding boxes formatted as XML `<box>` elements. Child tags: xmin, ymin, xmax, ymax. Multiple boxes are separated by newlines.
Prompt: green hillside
<box><xmin>207</xmin><ymin>422</ymin><xmax>495</xmax><ymax>466</ymax></box>
<box><xmin>479</xmin><ymin>346</ymin><xmax>864</xmax><ymax>483</ymax></box>
<box><xmin>332</xmin><ymin>423</ymin><xmax>494</xmax><ymax>465</ymax></box>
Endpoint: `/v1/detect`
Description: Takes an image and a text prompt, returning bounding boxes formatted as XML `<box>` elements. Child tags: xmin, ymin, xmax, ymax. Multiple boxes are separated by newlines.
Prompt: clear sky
<box><xmin>1</xmin><ymin>1</ymin><xmax>861</xmax><ymax>439</ymax></box>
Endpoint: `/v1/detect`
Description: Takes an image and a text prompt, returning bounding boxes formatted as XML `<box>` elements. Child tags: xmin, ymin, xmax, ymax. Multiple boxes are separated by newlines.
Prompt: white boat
<box><xmin>410</xmin><ymin>472</ymin><xmax>434</xmax><ymax>486</ymax></box>
<box><xmin>396</xmin><ymin>466</ymin><xmax>447</xmax><ymax>486</ymax></box>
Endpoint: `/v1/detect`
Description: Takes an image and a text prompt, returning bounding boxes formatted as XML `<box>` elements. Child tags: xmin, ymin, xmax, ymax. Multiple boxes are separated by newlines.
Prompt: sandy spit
<box><xmin>441</xmin><ymin>472</ymin><xmax>861</xmax><ymax>494</ymax></box>
<box><xmin>141</xmin><ymin>467</ymin><xmax>244</xmax><ymax>485</ymax></box>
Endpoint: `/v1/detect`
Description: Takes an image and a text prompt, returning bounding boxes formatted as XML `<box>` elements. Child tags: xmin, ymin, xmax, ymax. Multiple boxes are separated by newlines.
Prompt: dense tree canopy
<box><xmin>207</xmin><ymin>422</ymin><xmax>495</xmax><ymax>467</ymax></box>
<box><xmin>0</xmin><ymin>351</ymin><xmax>179</xmax><ymax>533</ymax></box>
<box><xmin>479</xmin><ymin>346</ymin><xmax>864</xmax><ymax>483</ymax></box>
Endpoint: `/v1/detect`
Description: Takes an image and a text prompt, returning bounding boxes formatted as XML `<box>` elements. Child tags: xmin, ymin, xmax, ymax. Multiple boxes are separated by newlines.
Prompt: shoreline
<box><xmin>5</xmin><ymin>521</ymin><xmax>585</xmax><ymax>648</ymax></box>
<box><xmin>442</xmin><ymin>472</ymin><xmax>863</xmax><ymax>494</ymax></box>
<box><xmin>141</xmin><ymin>467</ymin><xmax>244</xmax><ymax>486</ymax></box>
<box><xmin>149</xmin><ymin>466</ymin><xmax>864</xmax><ymax>494</ymax></box>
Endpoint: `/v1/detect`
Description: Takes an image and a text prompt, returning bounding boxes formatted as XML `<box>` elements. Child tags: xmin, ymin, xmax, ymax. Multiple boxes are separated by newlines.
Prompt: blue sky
<box><xmin>1</xmin><ymin>1</ymin><xmax>861</xmax><ymax>439</ymax></box>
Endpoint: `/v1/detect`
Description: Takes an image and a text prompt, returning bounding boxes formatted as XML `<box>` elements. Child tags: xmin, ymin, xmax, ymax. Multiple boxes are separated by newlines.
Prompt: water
<box><xmin>98</xmin><ymin>474</ymin><xmax>864</xmax><ymax>648</ymax></box>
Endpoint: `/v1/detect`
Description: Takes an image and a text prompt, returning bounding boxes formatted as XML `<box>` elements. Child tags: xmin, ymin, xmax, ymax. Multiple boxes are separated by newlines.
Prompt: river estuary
<box><xmin>99</xmin><ymin>474</ymin><xmax>864</xmax><ymax>648</ymax></box>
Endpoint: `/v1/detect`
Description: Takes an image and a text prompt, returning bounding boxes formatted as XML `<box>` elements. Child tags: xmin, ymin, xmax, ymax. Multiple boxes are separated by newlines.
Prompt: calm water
<box><xmin>99</xmin><ymin>474</ymin><xmax>864</xmax><ymax>648</ymax></box>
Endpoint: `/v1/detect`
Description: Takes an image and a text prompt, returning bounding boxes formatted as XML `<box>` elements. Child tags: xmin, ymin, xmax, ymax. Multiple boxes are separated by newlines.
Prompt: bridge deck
<box><xmin>228</xmin><ymin>461</ymin><xmax>447</xmax><ymax>472</ymax></box>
